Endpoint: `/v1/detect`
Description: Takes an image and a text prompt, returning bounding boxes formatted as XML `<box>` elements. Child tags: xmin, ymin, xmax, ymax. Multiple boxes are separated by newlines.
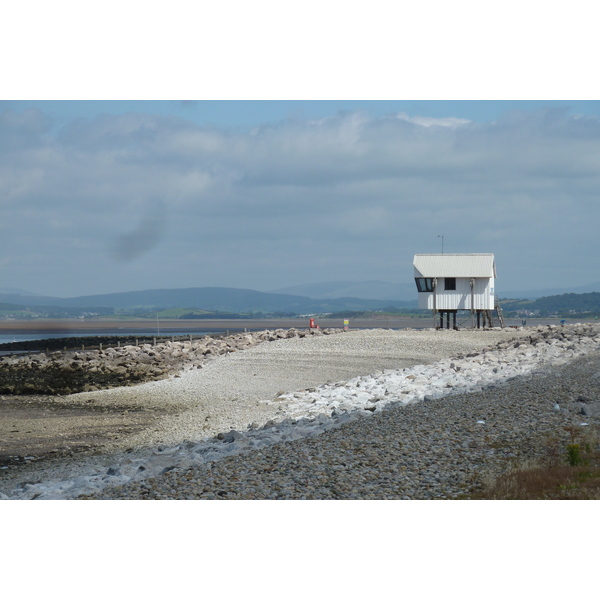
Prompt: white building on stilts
<box><xmin>413</xmin><ymin>253</ymin><xmax>503</xmax><ymax>329</ymax></box>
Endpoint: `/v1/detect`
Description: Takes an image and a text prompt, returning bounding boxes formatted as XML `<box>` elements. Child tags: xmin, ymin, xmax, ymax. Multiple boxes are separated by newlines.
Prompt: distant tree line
<box><xmin>500</xmin><ymin>292</ymin><xmax>600</xmax><ymax>317</ymax></box>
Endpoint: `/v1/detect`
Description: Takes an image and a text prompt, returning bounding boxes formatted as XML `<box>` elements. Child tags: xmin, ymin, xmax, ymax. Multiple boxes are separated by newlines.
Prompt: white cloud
<box><xmin>1</xmin><ymin>106</ymin><xmax>599</xmax><ymax>295</ymax></box>
<box><xmin>394</xmin><ymin>112</ymin><xmax>471</xmax><ymax>128</ymax></box>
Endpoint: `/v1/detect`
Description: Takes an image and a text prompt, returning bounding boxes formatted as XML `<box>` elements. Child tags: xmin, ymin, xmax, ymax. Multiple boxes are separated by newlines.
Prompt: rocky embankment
<box><xmin>0</xmin><ymin>328</ymin><xmax>341</xmax><ymax>395</ymax></box>
<box><xmin>2</xmin><ymin>323</ymin><xmax>600</xmax><ymax>500</ymax></box>
<box><xmin>83</xmin><ymin>322</ymin><xmax>600</xmax><ymax>500</ymax></box>
<box><xmin>280</xmin><ymin>322</ymin><xmax>600</xmax><ymax>418</ymax></box>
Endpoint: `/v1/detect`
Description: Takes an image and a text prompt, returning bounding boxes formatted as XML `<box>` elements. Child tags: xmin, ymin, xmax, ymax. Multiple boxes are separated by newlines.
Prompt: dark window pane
<box><xmin>415</xmin><ymin>278</ymin><xmax>434</xmax><ymax>292</ymax></box>
<box><xmin>445</xmin><ymin>277</ymin><xmax>456</xmax><ymax>290</ymax></box>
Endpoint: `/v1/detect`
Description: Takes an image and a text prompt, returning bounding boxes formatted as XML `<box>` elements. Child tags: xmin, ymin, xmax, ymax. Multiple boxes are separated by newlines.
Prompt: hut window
<box><xmin>415</xmin><ymin>278</ymin><xmax>434</xmax><ymax>292</ymax></box>
<box><xmin>444</xmin><ymin>278</ymin><xmax>456</xmax><ymax>290</ymax></box>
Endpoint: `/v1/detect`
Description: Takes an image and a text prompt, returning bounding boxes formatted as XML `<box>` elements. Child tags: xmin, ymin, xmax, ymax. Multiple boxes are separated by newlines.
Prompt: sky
<box><xmin>2</xmin><ymin>3</ymin><xmax>600</xmax><ymax>299</ymax></box>
<box><xmin>2</xmin><ymin>99</ymin><xmax>599</xmax><ymax>298</ymax></box>
<box><xmin>5</xmin><ymin>1</ymin><xmax>597</xmax><ymax>583</ymax></box>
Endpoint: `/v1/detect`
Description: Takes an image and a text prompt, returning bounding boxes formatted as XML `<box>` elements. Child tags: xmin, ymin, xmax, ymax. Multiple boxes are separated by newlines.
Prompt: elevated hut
<box><xmin>413</xmin><ymin>253</ymin><xmax>502</xmax><ymax>329</ymax></box>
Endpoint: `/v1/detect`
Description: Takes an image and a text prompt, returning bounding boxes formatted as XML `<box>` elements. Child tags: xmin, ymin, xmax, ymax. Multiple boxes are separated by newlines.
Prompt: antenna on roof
<box><xmin>438</xmin><ymin>235</ymin><xmax>444</xmax><ymax>254</ymax></box>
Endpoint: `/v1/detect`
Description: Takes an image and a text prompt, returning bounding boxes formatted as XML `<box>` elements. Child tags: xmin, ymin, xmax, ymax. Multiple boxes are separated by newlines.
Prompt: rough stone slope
<box><xmin>0</xmin><ymin>327</ymin><xmax>334</xmax><ymax>395</ymax></box>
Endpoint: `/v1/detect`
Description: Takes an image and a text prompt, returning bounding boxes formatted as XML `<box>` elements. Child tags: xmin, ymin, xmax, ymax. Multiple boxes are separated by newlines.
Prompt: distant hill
<box><xmin>0</xmin><ymin>287</ymin><xmax>415</xmax><ymax>315</ymax></box>
<box><xmin>3</xmin><ymin>279</ymin><xmax>600</xmax><ymax>316</ymax></box>
<box><xmin>273</xmin><ymin>279</ymin><xmax>600</xmax><ymax>302</ymax></box>
<box><xmin>270</xmin><ymin>280</ymin><xmax>416</xmax><ymax>301</ymax></box>
<box><xmin>502</xmin><ymin>281</ymin><xmax>600</xmax><ymax>300</ymax></box>
<box><xmin>500</xmin><ymin>292</ymin><xmax>600</xmax><ymax>317</ymax></box>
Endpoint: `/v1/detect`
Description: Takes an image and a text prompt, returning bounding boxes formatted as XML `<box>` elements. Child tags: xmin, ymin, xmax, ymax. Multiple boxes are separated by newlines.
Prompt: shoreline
<box><xmin>2</xmin><ymin>324</ymin><xmax>599</xmax><ymax>499</ymax></box>
<box><xmin>0</xmin><ymin>316</ymin><xmax>593</xmax><ymax>335</ymax></box>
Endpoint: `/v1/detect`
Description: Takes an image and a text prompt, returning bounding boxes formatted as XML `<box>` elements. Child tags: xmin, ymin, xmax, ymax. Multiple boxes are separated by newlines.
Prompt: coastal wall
<box><xmin>0</xmin><ymin>328</ymin><xmax>342</xmax><ymax>395</ymax></box>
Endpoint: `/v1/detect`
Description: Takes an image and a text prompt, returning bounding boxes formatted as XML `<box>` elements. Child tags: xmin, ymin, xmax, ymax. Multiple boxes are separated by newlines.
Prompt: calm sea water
<box><xmin>0</xmin><ymin>317</ymin><xmax>580</xmax><ymax>348</ymax></box>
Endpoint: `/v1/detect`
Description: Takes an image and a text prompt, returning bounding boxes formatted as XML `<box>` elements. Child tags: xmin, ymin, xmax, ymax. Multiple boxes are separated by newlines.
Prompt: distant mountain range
<box><xmin>500</xmin><ymin>292</ymin><xmax>600</xmax><ymax>317</ymax></box>
<box><xmin>0</xmin><ymin>286</ymin><xmax>415</xmax><ymax>315</ymax></box>
<box><xmin>501</xmin><ymin>282</ymin><xmax>600</xmax><ymax>300</ymax></box>
<box><xmin>270</xmin><ymin>281</ymin><xmax>416</xmax><ymax>301</ymax></box>
<box><xmin>1</xmin><ymin>279</ymin><xmax>599</xmax><ymax>316</ymax></box>
<box><xmin>272</xmin><ymin>280</ymin><xmax>600</xmax><ymax>302</ymax></box>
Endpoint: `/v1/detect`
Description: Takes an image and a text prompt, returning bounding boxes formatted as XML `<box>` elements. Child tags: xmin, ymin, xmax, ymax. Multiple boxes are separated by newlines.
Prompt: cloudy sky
<box><xmin>1</xmin><ymin>99</ymin><xmax>599</xmax><ymax>298</ymax></box>
<box><xmin>2</xmin><ymin>3</ymin><xmax>599</xmax><ymax>299</ymax></box>
<box><xmin>4</xmin><ymin>1</ymin><xmax>598</xmax><ymax>576</ymax></box>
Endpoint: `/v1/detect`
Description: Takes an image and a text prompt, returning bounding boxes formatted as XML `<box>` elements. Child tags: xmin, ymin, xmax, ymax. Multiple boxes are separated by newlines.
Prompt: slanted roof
<box><xmin>413</xmin><ymin>253</ymin><xmax>496</xmax><ymax>278</ymax></box>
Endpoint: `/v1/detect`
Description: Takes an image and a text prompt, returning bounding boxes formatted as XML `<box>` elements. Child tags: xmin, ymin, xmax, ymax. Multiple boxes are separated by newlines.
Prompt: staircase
<box><xmin>483</xmin><ymin>298</ymin><xmax>505</xmax><ymax>328</ymax></box>
<box><xmin>493</xmin><ymin>296</ymin><xmax>505</xmax><ymax>328</ymax></box>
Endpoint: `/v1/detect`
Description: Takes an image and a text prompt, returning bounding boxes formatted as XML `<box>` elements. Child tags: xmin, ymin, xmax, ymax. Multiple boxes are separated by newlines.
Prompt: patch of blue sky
<box><xmin>3</xmin><ymin>100</ymin><xmax>600</xmax><ymax>134</ymax></box>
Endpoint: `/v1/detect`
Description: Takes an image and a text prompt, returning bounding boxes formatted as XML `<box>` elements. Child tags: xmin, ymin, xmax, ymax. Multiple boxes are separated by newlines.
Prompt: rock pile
<box><xmin>0</xmin><ymin>327</ymin><xmax>342</xmax><ymax>395</ymax></box>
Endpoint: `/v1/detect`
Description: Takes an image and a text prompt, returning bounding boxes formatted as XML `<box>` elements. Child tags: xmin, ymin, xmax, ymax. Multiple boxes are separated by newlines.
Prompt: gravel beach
<box><xmin>2</xmin><ymin>325</ymin><xmax>599</xmax><ymax>500</ymax></box>
<box><xmin>78</xmin><ymin>327</ymin><xmax>530</xmax><ymax>451</ymax></box>
<box><xmin>92</xmin><ymin>351</ymin><xmax>600</xmax><ymax>500</ymax></box>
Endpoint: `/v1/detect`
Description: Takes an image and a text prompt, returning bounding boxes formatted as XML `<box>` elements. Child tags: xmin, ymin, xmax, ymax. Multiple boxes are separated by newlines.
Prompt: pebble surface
<box><xmin>2</xmin><ymin>324</ymin><xmax>600</xmax><ymax>500</ymax></box>
<box><xmin>89</xmin><ymin>347</ymin><xmax>600</xmax><ymax>500</ymax></box>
